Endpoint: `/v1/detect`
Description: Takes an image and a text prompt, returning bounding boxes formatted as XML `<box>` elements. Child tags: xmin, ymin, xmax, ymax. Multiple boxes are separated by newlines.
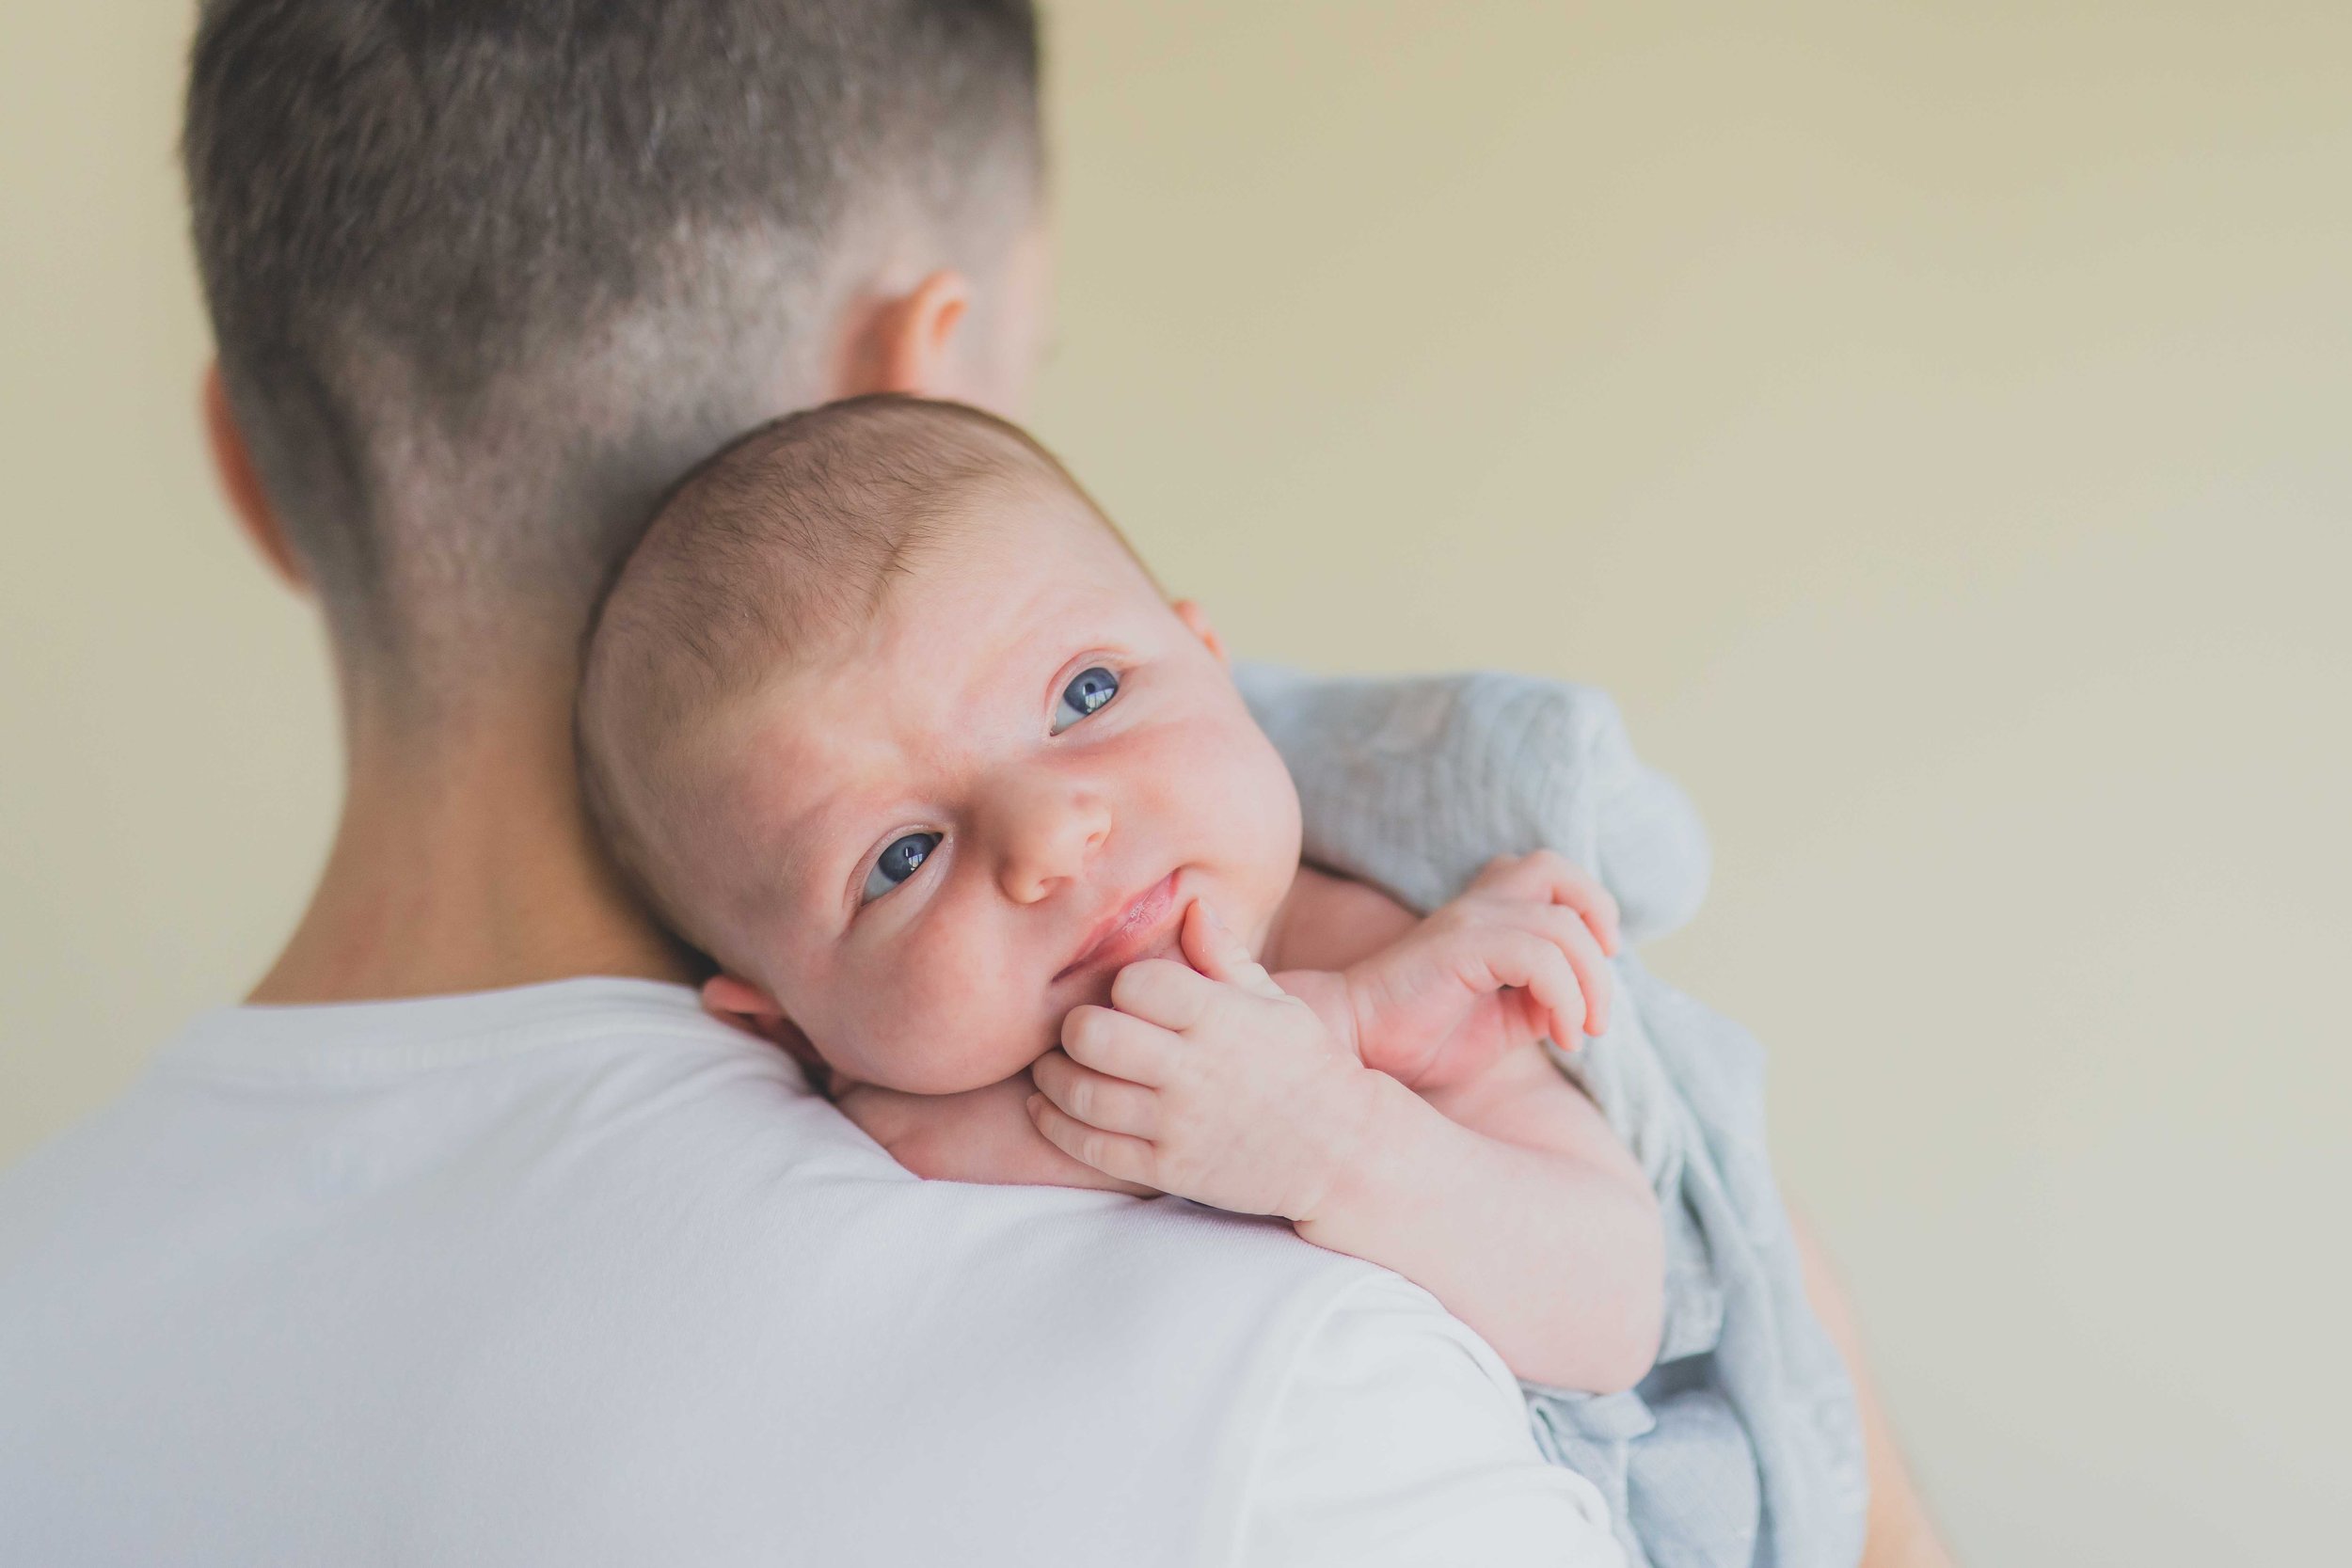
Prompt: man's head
<box><xmin>578</xmin><ymin>397</ymin><xmax>1304</xmax><ymax>1093</ymax></box>
<box><xmin>184</xmin><ymin>0</ymin><xmax>1048</xmax><ymax>717</ymax></box>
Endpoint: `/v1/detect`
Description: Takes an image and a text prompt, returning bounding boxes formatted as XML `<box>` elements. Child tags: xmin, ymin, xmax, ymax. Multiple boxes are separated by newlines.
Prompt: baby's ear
<box><xmin>1172</xmin><ymin>599</ymin><xmax>1228</xmax><ymax>666</ymax></box>
<box><xmin>703</xmin><ymin>974</ymin><xmax>834</xmax><ymax>1090</ymax></box>
<box><xmin>701</xmin><ymin>973</ymin><xmax>785</xmax><ymax>1031</ymax></box>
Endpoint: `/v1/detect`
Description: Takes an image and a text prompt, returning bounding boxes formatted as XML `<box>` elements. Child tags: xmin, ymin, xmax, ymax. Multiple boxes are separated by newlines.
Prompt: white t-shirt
<box><xmin>0</xmin><ymin>979</ymin><xmax>1616</xmax><ymax>1566</ymax></box>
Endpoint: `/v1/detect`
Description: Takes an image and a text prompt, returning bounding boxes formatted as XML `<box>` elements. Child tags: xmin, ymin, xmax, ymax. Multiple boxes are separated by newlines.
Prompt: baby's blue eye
<box><xmin>862</xmin><ymin>832</ymin><xmax>941</xmax><ymax>904</ymax></box>
<box><xmin>1052</xmin><ymin>666</ymin><xmax>1120</xmax><ymax>734</ymax></box>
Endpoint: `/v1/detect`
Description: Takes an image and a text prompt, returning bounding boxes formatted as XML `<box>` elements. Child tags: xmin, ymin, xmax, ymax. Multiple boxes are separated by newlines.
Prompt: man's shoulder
<box><xmin>0</xmin><ymin>977</ymin><xmax>1395</xmax><ymax>1372</ymax></box>
<box><xmin>0</xmin><ymin>987</ymin><xmax>1604</xmax><ymax>1565</ymax></box>
<box><xmin>1240</xmin><ymin>1270</ymin><xmax>1621</xmax><ymax>1566</ymax></box>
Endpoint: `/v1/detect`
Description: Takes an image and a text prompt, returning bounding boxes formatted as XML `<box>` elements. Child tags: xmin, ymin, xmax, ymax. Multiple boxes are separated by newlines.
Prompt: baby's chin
<box><xmin>834</xmin><ymin>1024</ymin><xmax>1059</xmax><ymax>1099</ymax></box>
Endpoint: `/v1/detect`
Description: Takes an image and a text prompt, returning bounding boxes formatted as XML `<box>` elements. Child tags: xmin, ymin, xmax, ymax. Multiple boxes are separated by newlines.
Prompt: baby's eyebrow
<box><xmin>770</xmin><ymin>772</ymin><xmax>903</xmax><ymax>925</ymax></box>
<box><xmin>731</xmin><ymin>768</ymin><xmax>850</xmax><ymax>916</ymax></box>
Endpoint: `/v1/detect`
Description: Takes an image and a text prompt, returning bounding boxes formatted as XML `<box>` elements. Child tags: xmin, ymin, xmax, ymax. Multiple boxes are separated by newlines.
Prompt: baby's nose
<box><xmin>993</xmin><ymin>781</ymin><xmax>1111</xmax><ymax>905</ymax></box>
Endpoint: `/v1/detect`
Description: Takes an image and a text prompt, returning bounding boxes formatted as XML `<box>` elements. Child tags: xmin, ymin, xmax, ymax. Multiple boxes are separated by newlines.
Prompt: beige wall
<box><xmin>4</xmin><ymin>4</ymin><xmax>2346</xmax><ymax>1562</ymax></box>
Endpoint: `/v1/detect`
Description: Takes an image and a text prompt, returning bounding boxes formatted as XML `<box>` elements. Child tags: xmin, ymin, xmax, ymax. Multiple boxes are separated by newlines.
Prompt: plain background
<box><xmin>4</xmin><ymin>4</ymin><xmax>2346</xmax><ymax>1562</ymax></box>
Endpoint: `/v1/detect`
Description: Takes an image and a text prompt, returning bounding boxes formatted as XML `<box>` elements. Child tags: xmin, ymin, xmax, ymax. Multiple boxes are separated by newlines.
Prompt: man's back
<box><xmin>0</xmin><ymin>980</ymin><xmax>1614</xmax><ymax>1566</ymax></box>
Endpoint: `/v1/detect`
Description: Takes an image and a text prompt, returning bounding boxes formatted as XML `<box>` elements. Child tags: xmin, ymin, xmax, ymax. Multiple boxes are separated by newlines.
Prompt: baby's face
<box><xmin>708</xmin><ymin>487</ymin><xmax>1303</xmax><ymax>1094</ymax></box>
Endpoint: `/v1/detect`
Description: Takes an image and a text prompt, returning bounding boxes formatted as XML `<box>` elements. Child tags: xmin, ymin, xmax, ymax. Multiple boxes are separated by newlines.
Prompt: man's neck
<box><xmin>249</xmin><ymin>694</ymin><xmax>696</xmax><ymax>1006</ymax></box>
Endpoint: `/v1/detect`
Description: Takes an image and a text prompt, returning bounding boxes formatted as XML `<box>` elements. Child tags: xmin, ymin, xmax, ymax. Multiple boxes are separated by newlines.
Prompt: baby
<box><xmin>577</xmin><ymin>394</ymin><xmax>1664</xmax><ymax>1393</ymax></box>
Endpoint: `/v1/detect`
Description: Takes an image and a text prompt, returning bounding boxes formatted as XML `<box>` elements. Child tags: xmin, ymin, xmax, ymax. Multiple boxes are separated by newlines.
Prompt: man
<box><xmin>0</xmin><ymin>3</ymin><xmax>1945</xmax><ymax>1563</ymax></box>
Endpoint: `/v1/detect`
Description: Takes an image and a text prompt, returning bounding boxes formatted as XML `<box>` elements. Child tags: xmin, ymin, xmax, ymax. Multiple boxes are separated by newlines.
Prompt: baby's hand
<box><xmin>1344</xmin><ymin>850</ymin><xmax>1620</xmax><ymax>1090</ymax></box>
<box><xmin>1025</xmin><ymin>901</ymin><xmax>1381</xmax><ymax>1223</ymax></box>
<box><xmin>836</xmin><ymin>1072</ymin><xmax>1153</xmax><ymax>1196</ymax></box>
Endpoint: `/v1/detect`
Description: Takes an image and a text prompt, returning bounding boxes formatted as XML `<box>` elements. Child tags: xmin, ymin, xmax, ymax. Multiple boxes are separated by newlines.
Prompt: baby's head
<box><xmin>579</xmin><ymin>395</ymin><xmax>1302</xmax><ymax>1093</ymax></box>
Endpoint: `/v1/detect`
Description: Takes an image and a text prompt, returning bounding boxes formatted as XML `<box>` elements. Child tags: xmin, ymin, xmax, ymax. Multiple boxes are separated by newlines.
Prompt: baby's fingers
<box><xmin>1509</xmin><ymin>930</ymin><xmax>1589</xmax><ymax>1050</ymax></box>
<box><xmin>1530</xmin><ymin>904</ymin><xmax>1613</xmax><ymax>1037</ymax></box>
<box><xmin>1178</xmin><ymin>901</ymin><xmax>1289</xmax><ymax>1001</ymax></box>
<box><xmin>1486</xmin><ymin>927</ymin><xmax>1598</xmax><ymax>1048</ymax></box>
<box><xmin>1027</xmin><ymin>1094</ymin><xmax>1157</xmax><ymax>1187</ymax></box>
<box><xmin>1032</xmin><ymin>1049</ymin><xmax>1160</xmax><ymax>1138</ymax></box>
<box><xmin>1060</xmin><ymin>1005</ymin><xmax>1175</xmax><ymax>1086</ymax></box>
<box><xmin>1110</xmin><ymin>957</ymin><xmax>1224</xmax><ymax>1032</ymax></box>
<box><xmin>1474</xmin><ymin>849</ymin><xmax>1622</xmax><ymax>956</ymax></box>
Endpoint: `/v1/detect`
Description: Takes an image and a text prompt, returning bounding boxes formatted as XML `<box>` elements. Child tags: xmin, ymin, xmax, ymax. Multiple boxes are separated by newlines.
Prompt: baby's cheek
<box><xmin>1144</xmin><ymin>715</ymin><xmax>1301</xmax><ymax>900</ymax></box>
<box><xmin>841</xmin><ymin>937</ymin><xmax>1045</xmax><ymax>1095</ymax></box>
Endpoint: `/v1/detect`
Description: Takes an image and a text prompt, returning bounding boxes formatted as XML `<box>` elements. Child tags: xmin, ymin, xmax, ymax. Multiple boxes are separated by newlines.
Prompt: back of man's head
<box><xmin>183</xmin><ymin>0</ymin><xmax>1042</xmax><ymax>706</ymax></box>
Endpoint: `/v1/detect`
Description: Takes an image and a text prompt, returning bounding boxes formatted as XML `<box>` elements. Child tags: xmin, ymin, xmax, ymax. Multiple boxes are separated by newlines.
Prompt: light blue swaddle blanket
<box><xmin>1243</xmin><ymin>666</ymin><xmax>1868</xmax><ymax>1568</ymax></box>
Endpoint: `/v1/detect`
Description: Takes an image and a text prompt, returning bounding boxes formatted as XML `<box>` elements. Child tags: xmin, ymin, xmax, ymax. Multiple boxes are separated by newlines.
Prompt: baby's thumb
<box><xmin>1182</xmin><ymin>901</ymin><xmax>1286</xmax><ymax>1000</ymax></box>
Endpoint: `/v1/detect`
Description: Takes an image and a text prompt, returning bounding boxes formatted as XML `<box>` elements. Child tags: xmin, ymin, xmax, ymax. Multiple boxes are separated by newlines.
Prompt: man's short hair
<box><xmin>183</xmin><ymin>0</ymin><xmax>1041</xmax><ymax>691</ymax></box>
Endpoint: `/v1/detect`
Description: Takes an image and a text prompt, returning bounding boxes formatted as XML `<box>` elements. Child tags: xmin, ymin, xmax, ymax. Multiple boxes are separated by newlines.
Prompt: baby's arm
<box><xmin>1028</xmin><ymin>896</ymin><xmax>1662</xmax><ymax>1394</ymax></box>
<box><xmin>1274</xmin><ymin>859</ymin><xmax>1663</xmax><ymax>1388</ymax></box>
<box><xmin>1312</xmin><ymin>1034</ymin><xmax>1661</xmax><ymax>1394</ymax></box>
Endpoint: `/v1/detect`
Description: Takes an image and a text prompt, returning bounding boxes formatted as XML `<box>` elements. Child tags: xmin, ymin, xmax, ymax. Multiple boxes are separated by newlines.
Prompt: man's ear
<box><xmin>201</xmin><ymin>362</ymin><xmax>307</xmax><ymax>593</ymax></box>
<box><xmin>1172</xmin><ymin>599</ymin><xmax>1229</xmax><ymax>666</ymax></box>
<box><xmin>832</xmin><ymin>270</ymin><xmax>972</xmax><ymax>400</ymax></box>
<box><xmin>701</xmin><ymin>974</ymin><xmax>830</xmax><ymax>1085</ymax></box>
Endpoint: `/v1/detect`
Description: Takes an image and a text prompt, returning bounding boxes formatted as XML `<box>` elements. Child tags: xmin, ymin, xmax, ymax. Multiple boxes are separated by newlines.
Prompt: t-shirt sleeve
<box><xmin>1234</xmin><ymin>1272</ymin><xmax>1626</xmax><ymax>1568</ymax></box>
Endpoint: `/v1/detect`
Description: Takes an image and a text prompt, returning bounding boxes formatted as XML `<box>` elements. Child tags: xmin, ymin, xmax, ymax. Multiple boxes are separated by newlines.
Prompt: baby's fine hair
<box><xmin>576</xmin><ymin>394</ymin><xmax>1134</xmax><ymax>959</ymax></box>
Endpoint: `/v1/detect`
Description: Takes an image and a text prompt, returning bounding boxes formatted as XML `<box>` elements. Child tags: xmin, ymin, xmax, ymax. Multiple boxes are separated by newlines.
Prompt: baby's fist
<box><xmin>1027</xmin><ymin>901</ymin><xmax>1379</xmax><ymax>1224</ymax></box>
<box><xmin>1346</xmin><ymin>850</ymin><xmax>1619</xmax><ymax>1088</ymax></box>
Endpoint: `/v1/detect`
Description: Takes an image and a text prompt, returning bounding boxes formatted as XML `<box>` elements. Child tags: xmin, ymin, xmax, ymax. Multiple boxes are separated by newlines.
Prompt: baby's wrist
<box><xmin>1268</xmin><ymin>968</ymin><xmax>1364</xmax><ymax>1064</ymax></box>
<box><xmin>1327</xmin><ymin>959</ymin><xmax>1422</xmax><ymax>1081</ymax></box>
<box><xmin>1291</xmin><ymin>1068</ymin><xmax>1428</xmax><ymax>1240</ymax></box>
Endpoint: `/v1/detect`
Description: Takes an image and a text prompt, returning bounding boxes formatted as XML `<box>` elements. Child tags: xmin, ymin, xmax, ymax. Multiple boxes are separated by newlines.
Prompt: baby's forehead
<box><xmin>711</xmin><ymin>509</ymin><xmax>1158</xmax><ymax>800</ymax></box>
<box><xmin>859</xmin><ymin>485</ymin><xmax>1163</xmax><ymax>647</ymax></box>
